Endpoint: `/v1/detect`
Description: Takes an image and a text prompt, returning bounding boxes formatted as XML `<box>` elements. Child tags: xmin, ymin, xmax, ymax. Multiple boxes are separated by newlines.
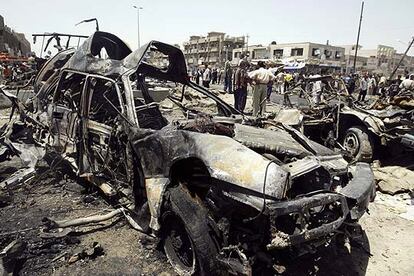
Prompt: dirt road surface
<box><xmin>1</xmin><ymin>164</ymin><xmax>413</xmax><ymax>276</ymax></box>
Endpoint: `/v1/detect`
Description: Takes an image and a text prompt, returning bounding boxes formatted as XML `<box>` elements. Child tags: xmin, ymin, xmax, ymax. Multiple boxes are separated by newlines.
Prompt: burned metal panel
<box><xmin>267</xmin><ymin>192</ymin><xmax>348</xmax><ymax>249</ymax></box>
<box><xmin>128</xmin><ymin>125</ymin><xmax>289</xmax><ymax>200</ymax></box>
<box><xmin>340</xmin><ymin>107</ymin><xmax>385</xmax><ymax>135</ymax></box>
<box><xmin>233</xmin><ymin>124</ymin><xmax>312</xmax><ymax>158</ymax></box>
<box><xmin>145</xmin><ymin>177</ymin><xmax>170</xmax><ymax>231</ymax></box>
<box><xmin>339</xmin><ymin>162</ymin><xmax>376</xmax><ymax>219</ymax></box>
<box><xmin>281</xmin><ymin>157</ymin><xmax>321</xmax><ymax>178</ymax></box>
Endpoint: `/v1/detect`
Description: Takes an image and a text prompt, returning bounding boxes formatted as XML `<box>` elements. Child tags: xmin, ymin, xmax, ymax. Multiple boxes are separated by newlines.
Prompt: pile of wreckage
<box><xmin>0</xmin><ymin>31</ymin><xmax>386</xmax><ymax>275</ymax></box>
<box><xmin>272</xmin><ymin>75</ymin><xmax>414</xmax><ymax>163</ymax></box>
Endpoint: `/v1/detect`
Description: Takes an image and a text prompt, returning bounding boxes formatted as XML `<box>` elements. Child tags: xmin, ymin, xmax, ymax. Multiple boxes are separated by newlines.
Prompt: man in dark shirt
<box><xmin>234</xmin><ymin>60</ymin><xmax>249</xmax><ymax>112</ymax></box>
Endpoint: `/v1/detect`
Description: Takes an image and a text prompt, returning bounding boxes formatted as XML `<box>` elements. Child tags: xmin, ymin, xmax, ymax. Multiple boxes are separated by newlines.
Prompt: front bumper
<box><xmin>266</xmin><ymin>162</ymin><xmax>375</xmax><ymax>250</ymax></box>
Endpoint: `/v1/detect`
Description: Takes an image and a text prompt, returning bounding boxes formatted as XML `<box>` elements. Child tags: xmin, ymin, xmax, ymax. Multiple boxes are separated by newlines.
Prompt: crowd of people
<box><xmin>190</xmin><ymin>59</ymin><xmax>414</xmax><ymax>117</ymax></box>
<box><xmin>189</xmin><ymin>58</ymin><xmax>330</xmax><ymax>116</ymax></box>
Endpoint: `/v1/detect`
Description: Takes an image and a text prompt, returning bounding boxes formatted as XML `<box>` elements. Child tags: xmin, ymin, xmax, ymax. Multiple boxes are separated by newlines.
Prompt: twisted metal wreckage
<box><xmin>276</xmin><ymin>76</ymin><xmax>414</xmax><ymax>162</ymax></box>
<box><xmin>0</xmin><ymin>32</ymin><xmax>376</xmax><ymax>275</ymax></box>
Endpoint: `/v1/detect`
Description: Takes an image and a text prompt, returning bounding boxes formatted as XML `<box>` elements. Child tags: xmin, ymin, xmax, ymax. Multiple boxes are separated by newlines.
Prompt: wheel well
<box><xmin>169</xmin><ymin>157</ymin><xmax>211</xmax><ymax>199</ymax></box>
<box><xmin>339</xmin><ymin>114</ymin><xmax>380</xmax><ymax>154</ymax></box>
<box><xmin>338</xmin><ymin>114</ymin><xmax>366</xmax><ymax>138</ymax></box>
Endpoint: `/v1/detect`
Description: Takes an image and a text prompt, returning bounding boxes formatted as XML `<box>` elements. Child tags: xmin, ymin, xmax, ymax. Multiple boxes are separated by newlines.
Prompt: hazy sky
<box><xmin>2</xmin><ymin>0</ymin><xmax>413</xmax><ymax>56</ymax></box>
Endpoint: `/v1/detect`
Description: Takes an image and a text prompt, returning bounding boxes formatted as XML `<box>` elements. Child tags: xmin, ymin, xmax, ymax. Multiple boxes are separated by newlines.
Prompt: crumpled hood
<box><xmin>232</xmin><ymin>124</ymin><xmax>334</xmax><ymax>158</ymax></box>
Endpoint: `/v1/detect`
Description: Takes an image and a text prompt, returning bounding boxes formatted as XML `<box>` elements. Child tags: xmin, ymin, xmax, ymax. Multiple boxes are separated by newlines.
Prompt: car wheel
<box><xmin>163</xmin><ymin>184</ymin><xmax>221</xmax><ymax>276</ymax></box>
<box><xmin>343</xmin><ymin>126</ymin><xmax>374</xmax><ymax>162</ymax></box>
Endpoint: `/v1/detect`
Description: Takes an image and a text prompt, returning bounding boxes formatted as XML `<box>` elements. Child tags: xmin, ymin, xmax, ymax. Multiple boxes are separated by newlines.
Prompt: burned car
<box><xmin>276</xmin><ymin>75</ymin><xmax>414</xmax><ymax>162</ymax></box>
<box><xmin>1</xmin><ymin>32</ymin><xmax>375</xmax><ymax>275</ymax></box>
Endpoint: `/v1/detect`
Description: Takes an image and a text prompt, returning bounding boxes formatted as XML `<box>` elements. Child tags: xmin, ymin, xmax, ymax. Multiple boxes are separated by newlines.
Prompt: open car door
<box><xmin>78</xmin><ymin>75</ymin><xmax>130</xmax><ymax>194</ymax></box>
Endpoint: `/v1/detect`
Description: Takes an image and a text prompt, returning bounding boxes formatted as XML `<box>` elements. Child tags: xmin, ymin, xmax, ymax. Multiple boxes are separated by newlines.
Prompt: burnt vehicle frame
<box><xmin>2</xmin><ymin>32</ymin><xmax>375</xmax><ymax>275</ymax></box>
<box><xmin>279</xmin><ymin>75</ymin><xmax>414</xmax><ymax>162</ymax></box>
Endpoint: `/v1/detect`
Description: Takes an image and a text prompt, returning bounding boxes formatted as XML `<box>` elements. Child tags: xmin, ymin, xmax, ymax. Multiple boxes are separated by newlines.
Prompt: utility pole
<box><xmin>245</xmin><ymin>34</ymin><xmax>249</xmax><ymax>56</ymax></box>
<box><xmin>389</xmin><ymin>36</ymin><xmax>414</xmax><ymax>80</ymax></box>
<box><xmin>353</xmin><ymin>1</ymin><xmax>364</xmax><ymax>73</ymax></box>
<box><xmin>133</xmin><ymin>5</ymin><xmax>143</xmax><ymax>48</ymax></box>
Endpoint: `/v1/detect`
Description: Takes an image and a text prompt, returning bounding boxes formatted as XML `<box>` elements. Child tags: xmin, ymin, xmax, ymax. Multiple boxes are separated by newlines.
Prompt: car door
<box><xmin>79</xmin><ymin>75</ymin><xmax>128</xmax><ymax>185</ymax></box>
<box><xmin>50</xmin><ymin>71</ymin><xmax>85</xmax><ymax>164</ymax></box>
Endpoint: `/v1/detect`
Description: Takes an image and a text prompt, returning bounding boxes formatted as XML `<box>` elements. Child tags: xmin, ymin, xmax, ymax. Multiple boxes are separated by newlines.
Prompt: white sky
<box><xmin>1</xmin><ymin>0</ymin><xmax>414</xmax><ymax>56</ymax></box>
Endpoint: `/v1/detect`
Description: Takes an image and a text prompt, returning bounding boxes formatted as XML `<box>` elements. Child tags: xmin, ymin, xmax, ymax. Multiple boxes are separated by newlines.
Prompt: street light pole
<box><xmin>353</xmin><ymin>1</ymin><xmax>364</xmax><ymax>73</ymax></box>
<box><xmin>133</xmin><ymin>5</ymin><xmax>143</xmax><ymax>48</ymax></box>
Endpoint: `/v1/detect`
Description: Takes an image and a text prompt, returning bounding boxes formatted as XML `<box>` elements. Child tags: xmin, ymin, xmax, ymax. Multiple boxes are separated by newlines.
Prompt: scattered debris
<box><xmin>374</xmin><ymin>192</ymin><xmax>414</xmax><ymax>221</ymax></box>
<box><xmin>0</xmin><ymin>240</ymin><xmax>26</xmax><ymax>276</ymax></box>
<box><xmin>275</xmin><ymin>75</ymin><xmax>414</xmax><ymax>163</ymax></box>
<box><xmin>43</xmin><ymin>209</ymin><xmax>124</xmax><ymax>229</ymax></box>
<box><xmin>373</xmin><ymin>166</ymin><xmax>414</xmax><ymax>194</ymax></box>
<box><xmin>67</xmin><ymin>242</ymin><xmax>104</xmax><ymax>264</ymax></box>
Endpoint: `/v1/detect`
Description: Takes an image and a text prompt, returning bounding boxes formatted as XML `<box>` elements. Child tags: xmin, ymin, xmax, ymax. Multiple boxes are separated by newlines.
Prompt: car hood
<box><xmin>233</xmin><ymin>123</ymin><xmax>335</xmax><ymax>158</ymax></box>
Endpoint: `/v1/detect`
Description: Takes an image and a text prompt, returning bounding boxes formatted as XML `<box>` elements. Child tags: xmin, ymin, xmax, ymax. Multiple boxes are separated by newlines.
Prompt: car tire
<box><xmin>343</xmin><ymin>126</ymin><xmax>374</xmax><ymax>162</ymax></box>
<box><xmin>163</xmin><ymin>184</ymin><xmax>221</xmax><ymax>276</ymax></box>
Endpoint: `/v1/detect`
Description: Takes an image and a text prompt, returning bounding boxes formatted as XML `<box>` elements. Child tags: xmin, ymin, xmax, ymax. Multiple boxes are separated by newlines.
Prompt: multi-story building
<box><xmin>233</xmin><ymin>42</ymin><xmax>346</xmax><ymax>71</ymax></box>
<box><xmin>183</xmin><ymin>32</ymin><xmax>245</xmax><ymax>69</ymax></box>
<box><xmin>0</xmin><ymin>15</ymin><xmax>31</xmax><ymax>56</ymax></box>
<box><xmin>341</xmin><ymin>44</ymin><xmax>412</xmax><ymax>75</ymax></box>
<box><xmin>233</xmin><ymin>44</ymin><xmax>270</xmax><ymax>61</ymax></box>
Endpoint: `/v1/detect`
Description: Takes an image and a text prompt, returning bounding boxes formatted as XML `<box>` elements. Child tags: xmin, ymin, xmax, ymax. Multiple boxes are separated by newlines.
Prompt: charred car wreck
<box><xmin>277</xmin><ymin>75</ymin><xmax>414</xmax><ymax>162</ymax></box>
<box><xmin>1</xmin><ymin>32</ymin><xmax>376</xmax><ymax>275</ymax></box>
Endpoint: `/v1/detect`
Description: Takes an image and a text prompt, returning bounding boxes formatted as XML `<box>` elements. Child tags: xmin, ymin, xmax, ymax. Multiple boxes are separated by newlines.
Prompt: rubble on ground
<box><xmin>373</xmin><ymin>165</ymin><xmax>414</xmax><ymax>195</ymax></box>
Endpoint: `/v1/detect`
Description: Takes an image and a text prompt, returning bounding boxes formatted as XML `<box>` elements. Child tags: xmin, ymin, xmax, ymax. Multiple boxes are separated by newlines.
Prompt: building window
<box><xmin>312</xmin><ymin>48</ymin><xmax>320</xmax><ymax>57</ymax></box>
<box><xmin>335</xmin><ymin>51</ymin><xmax>342</xmax><ymax>59</ymax></box>
<box><xmin>324</xmin><ymin>50</ymin><xmax>332</xmax><ymax>58</ymax></box>
<box><xmin>291</xmin><ymin>48</ymin><xmax>303</xmax><ymax>56</ymax></box>
<box><xmin>234</xmin><ymin>52</ymin><xmax>241</xmax><ymax>58</ymax></box>
<box><xmin>273</xmin><ymin>49</ymin><xmax>283</xmax><ymax>58</ymax></box>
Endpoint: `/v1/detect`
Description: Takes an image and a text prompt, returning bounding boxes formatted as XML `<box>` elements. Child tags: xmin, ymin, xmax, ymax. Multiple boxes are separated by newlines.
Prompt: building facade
<box><xmin>0</xmin><ymin>15</ymin><xmax>31</xmax><ymax>57</ymax></box>
<box><xmin>233</xmin><ymin>42</ymin><xmax>346</xmax><ymax>71</ymax></box>
<box><xmin>183</xmin><ymin>32</ymin><xmax>245</xmax><ymax>69</ymax></box>
<box><xmin>341</xmin><ymin>44</ymin><xmax>414</xmax><ymax>76</ymax></box>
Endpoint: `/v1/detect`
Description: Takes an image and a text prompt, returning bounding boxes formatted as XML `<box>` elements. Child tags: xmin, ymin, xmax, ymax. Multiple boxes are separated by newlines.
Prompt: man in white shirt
<box><xmin>367</xmin><ymin>75</ymin><xmax>377</xmax><ymax>95</ymax></box>
<box><xmin>311</xmin><ymin>74</ymin><xmax>322</xmax><ymax>105</ymax></box>
<box><xmin>399</xmin><ymin>74</ymin><xmax>414</xmax><ymax>91</ymax></box>
<box><xmin>202</xmin><ymin>65</ymin><xmax>211</xmax><ymax>88</ymax></box>
<box><xmin>248</xmin><ymin>61</ymin><xmax>276</xmax><ymax>116</ymax></box>
<box><xmin>358</xmin><ymin>75</ymin><xmax>368</xmax><ymax>102</ymax></box>
<box><xmin>276</xmin><ymin>72</ymin><xmax>285</xmax><ymax>94</ymax></box>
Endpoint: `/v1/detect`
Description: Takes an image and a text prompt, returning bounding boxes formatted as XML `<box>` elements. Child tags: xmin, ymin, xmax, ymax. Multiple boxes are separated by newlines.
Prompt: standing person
<box><xmin>227</xmin><ymin>65</ymin><xmax>233</xmax><ymax>93</ymax></box>
<box><xmin>266</xmin><ymin>80</ymin><xmax>273</xmax><ymax>102</ymax></box>
<box><xmin>224</xmin><ymin>60</ymin><xmax>232</xmax><ymax>92</ymax></box>
<box><xmin>211</xmin><ymin>68</ymin><xmax>218</xmax><ymax>84</ymax></box>
<box><xmin>276</xmin><ymin>71</ymin><xmax>285</xmax><ymax>94</ymax></box>
<box><xmin>284</xmin><ymin>71</ymin><xmax>293</xmax><ymax>91</ymax></box>
<box><xmin>195</xmin><ymin>68</ymin><xmax>201</xmax><ymax>85</ymax></box>
<box><xmin>311</xmin><ymin>72</ymin><xmax>322</xmax><ymax>105</ymax></box>
<box><xmin>378</xmin><ymin>74</ymin><xmax>387</xmax><ymax>96</ymax></box>
<box><xmin>358</xmin><ymin>75</ymin><xmax>368</xmax><ymax>102</ymax></box>
<box><xmin>248</xmin><ymin>61</ymin><xmax>276</xmax><ymax>116</ymax></box>
<box><xmin>218</xmin><ymin>68</ymin><xmax>223</xmax><ymax>84</ymax></box>
<box><xmin>234</xmin><ymin>60</ymin><xmax>249</xmax><ymax>112</ymax></box>
<box><xmin>367</xmin><ymin>75</ymin><xmax>376</xmax><ymax>96</ymax></box>
<box><xmin>202</xmin><ymin>65</ymin><xmax>211</xmax><ymax>88</ymax></box>
<box><xmin>347</xmin><ymin>74</ymin><xmax>356</xmax><ymax>95</ymax></box>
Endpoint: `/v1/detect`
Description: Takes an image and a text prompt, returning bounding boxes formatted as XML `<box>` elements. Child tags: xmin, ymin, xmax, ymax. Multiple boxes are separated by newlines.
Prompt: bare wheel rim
<box><xmin>344</xmin><ymin>132</ymin><xmax>360</xmax><ymax>157</ymax></box>
<box><xmin>164</xmin><ymin>217</ymin><xmax>196</xmax><ymax>274</ymax></box>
